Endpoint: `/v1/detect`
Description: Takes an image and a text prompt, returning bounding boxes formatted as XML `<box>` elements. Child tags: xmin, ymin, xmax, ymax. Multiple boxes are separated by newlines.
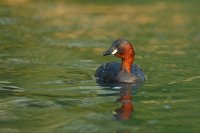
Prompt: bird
<box><xmin>95</xmin><ymin>38</ymin><xmax>145</xmax><ymax>83</ymax></box>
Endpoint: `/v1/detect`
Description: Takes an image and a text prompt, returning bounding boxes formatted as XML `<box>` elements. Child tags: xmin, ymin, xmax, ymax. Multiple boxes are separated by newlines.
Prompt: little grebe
<box><xmin>95</xmin><ymin>38</ymin><xmax>145</xmax><ymax>83</ymax></box>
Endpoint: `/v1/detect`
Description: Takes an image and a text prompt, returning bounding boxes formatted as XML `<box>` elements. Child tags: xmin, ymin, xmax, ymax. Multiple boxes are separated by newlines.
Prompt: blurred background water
<box><xmin>0</xmin><ymin>0</ymin><xmax>199</xmax><ymax>133</ymax></box>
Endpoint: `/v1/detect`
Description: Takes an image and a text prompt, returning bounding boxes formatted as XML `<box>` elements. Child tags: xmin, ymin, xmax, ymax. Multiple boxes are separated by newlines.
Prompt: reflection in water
<box><xmin>113</xmin><ymin>87</ymin><xmax>133</xmax><ymax>120</ymax></box>
<box><xmin>96</xmin><ymin>79</ymin><xmax>143</xmax><ymax>121</ymax></box>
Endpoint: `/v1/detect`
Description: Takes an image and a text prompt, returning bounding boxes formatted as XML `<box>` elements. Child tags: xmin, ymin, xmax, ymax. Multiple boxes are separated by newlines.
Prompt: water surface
<box><xmin>0</xmin><ymin>0</ymin><xmax>199</xmax><ymax>133</ymax></box>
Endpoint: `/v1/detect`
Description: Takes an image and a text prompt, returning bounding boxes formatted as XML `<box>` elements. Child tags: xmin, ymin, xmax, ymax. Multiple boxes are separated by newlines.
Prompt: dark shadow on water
<box><xmin>96</xmin><ymin>79</ymin><xmax>143</xmax><ymax>121</ymax></box>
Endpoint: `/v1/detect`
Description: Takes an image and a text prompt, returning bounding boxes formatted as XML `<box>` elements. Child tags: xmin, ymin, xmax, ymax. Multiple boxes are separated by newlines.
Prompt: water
<box><xmin>0</xmin><ymin>0</ymin><xmax>200</xmax><ymax>133</ymax></box>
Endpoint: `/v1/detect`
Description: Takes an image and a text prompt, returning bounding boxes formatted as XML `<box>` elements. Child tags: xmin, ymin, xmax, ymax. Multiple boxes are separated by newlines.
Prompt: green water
<box><xmin>0</xmin><ymin>0</ymin><xmax>199</xmax><ymax>133</ymax></box>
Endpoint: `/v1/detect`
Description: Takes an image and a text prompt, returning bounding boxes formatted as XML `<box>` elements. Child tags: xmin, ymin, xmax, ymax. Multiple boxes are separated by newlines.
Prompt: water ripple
<box><xmin>168</xmin><ymin>75</ymin><xmax>200</xmax><ymax>84</ymax></box>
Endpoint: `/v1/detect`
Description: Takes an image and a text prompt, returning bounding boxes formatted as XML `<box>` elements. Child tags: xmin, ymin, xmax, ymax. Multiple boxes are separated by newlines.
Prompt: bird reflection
<box><xmin>96</xmin><ymin>80</ymin><xmax>143</xmax><ymax>120</ymax></box>
<box><xmin>113</xmin><ymin>86</ymin><xmax>133</xmax><ymax>120</ymax></box>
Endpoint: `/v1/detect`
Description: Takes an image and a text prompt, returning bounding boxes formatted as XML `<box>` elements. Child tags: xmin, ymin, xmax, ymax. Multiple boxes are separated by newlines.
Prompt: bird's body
<box><xmin>95</xmin><ymin>62</ymin><xmax>145</xmax><ymax>83</ymax></box>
